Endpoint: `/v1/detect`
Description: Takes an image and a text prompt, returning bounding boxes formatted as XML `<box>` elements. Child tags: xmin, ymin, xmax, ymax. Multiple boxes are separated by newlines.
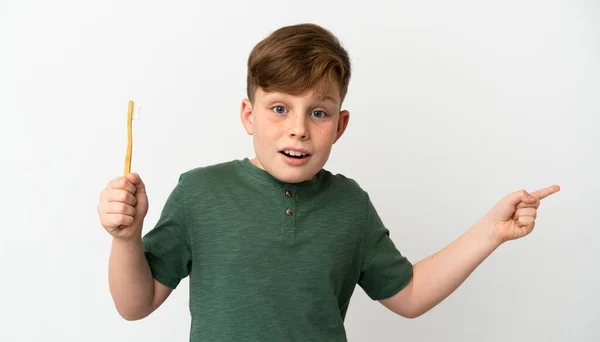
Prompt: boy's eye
<box><xmin>272</xmin><ymin>106</ymin><xmax>287</xmax><ymax>114</ymax></box>
<box><xmin>311</xmin><ymin>110</ymin><xmax>326</xmax><ymax>118</ymax></box>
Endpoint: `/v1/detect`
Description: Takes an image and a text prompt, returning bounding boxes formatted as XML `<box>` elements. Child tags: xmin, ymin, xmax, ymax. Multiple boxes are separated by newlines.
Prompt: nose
<box><xmin>288</xmin><ymin>113</ymin><xmax>309</xmax><ymax>140</ymax></box>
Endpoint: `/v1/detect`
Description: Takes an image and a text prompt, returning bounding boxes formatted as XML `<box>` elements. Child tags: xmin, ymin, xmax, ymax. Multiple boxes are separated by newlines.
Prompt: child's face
<box><xmin>240</xmin><ymin>85</ymin><xmax>349</xmax><ymax>183</ymax></box>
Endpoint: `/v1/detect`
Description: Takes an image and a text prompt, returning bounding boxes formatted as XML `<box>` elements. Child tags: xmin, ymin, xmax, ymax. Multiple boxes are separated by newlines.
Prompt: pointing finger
<box><xmin>531</xmin><ymin>185</ymin><xmax>561</xmax><ymax>200</ymax></box>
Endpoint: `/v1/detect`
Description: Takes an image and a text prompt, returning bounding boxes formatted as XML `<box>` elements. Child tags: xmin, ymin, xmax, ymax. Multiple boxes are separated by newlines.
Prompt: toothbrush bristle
<box><xmin>132</xmin><ymin>104</ymin><xmax>141</xmax><ymax>120</ymax></box>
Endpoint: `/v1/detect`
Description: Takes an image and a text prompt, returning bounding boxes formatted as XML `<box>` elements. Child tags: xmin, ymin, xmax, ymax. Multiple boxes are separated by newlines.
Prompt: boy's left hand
<box><xmin>483</xmin><ymin>185</ymin><xmax>561</xmax><ymax>244</ymax></box>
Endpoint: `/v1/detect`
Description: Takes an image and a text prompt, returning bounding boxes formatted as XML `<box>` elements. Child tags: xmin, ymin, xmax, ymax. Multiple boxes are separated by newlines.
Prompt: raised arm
<box><xmin>98</xmin><ymin>173</ymin><xmax>173</xmax><ymax>320</ymax></box>
<box><xmin>380</xmin><ymin>185</ymin><xmax>560</xmax><ymax>318</ymax></box>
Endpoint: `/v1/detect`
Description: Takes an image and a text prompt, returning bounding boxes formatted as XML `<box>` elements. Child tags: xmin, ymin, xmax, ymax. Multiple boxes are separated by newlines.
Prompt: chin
<box><xmin>255</xmin><ymin>153</ymin><xmax>324</xmax><ymax>184</ymax></box>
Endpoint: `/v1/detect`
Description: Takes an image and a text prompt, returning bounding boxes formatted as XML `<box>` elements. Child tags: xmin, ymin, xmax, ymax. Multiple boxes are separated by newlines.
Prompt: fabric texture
<box><xmin>142</xmin><ymin>158</ymin><xmax>413</xmax><ymax>341</ymax></box>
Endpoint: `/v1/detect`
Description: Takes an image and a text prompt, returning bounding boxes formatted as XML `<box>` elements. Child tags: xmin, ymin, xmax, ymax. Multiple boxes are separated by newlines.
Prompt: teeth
<box><xmin>284</xmin><ymin>150</ymin><xmax>307</xmax><ymax>157</ymax></box>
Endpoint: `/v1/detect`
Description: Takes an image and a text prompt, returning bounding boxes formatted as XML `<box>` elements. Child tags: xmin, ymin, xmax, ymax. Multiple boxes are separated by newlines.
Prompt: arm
<box><xmin>99</xmin><ymin>173</ymin><xmax>174</xmax><ymax>320</ymax></box>
<box><xmin>108</xmin><ymin>236</ymin><xmax>172</xmax><ymax>320</ymax></box>
<box><xmin>379</xmin><ymin>219</ymin><xmax>498</xmax><ymax>318</ymax></box>
<box><xmin>380</xmin><ymin>185</ymin><xmax>560</xmax><ymax>318</ymax></box>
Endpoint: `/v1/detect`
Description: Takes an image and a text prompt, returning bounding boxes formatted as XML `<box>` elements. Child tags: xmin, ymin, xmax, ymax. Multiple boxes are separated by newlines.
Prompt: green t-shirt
<box><xmin>142</xmin><ymin>158</ymin><xmax>413</xmax><ymax>341</ymax></box>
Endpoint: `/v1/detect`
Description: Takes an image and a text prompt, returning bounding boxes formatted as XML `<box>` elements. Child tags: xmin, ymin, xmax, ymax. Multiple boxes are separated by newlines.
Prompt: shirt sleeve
<box><xmin>142</xmin><ymin>174</ymin><xmax>192</xmax><ymax>289</ymax></box>
<box><xmin>358</xmin><ymin>195</ymin><xmax>413</xmax><ymax>300</ymax></box>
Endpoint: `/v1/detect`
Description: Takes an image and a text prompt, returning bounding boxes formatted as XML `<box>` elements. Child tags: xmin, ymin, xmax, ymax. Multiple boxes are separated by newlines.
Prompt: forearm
<box><xmin>108</xmin><ymin>235</ymin><xmax>155</xmax><ymax>320</ymax></box>
<box><xmin>407</xmin><ymin>219</ymin><xmax>501</xmax><ymax>317</ymax></box>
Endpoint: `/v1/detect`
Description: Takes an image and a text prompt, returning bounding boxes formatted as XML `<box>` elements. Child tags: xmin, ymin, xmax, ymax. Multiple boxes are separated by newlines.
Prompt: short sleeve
<box><xmin>358</xmin><ymin>196</ymin><xmax>413</xmax><ymax>300</ymax></box>
<box><xmin>142</xmin><ymin>175</ymin><xmax>192</xmax><ymax>289</ymax></box>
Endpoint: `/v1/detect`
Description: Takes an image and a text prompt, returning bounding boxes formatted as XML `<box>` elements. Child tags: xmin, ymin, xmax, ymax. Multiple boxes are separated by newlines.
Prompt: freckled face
<box><xmin>240</xmin><ymin>86</ymin><xmax>350</xmax><ymax>183</ymax></box>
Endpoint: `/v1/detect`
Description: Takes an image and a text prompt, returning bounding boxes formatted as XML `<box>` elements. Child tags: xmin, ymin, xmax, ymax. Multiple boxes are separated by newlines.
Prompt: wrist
<box><xmin>112</xmin><ymin>234</ymin><xmax>143</xmax><ymax>248</ymax></box>
<box><xmin>473</xmin><ymin>217</ymin><xmax>504</xmax><ymax>249</ymax></box>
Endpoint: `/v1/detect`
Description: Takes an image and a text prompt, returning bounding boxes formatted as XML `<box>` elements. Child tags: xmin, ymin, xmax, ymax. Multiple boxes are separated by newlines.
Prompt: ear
<box><xmin>240</xmin><ymin>98</ymin><xmax>254</xmax><ymax>135</ymax></box>
<box><xmin>333</xmin><ymin>110</ymin><xmax>350</xmax><ymax>144</ymax></box>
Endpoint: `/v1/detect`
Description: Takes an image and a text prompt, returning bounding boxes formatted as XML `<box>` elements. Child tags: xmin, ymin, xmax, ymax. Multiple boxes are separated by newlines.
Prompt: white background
<box><xmin>1</xmin><ymin>0</ymin><xmax>599</xmax><ymax>341</ymax></box>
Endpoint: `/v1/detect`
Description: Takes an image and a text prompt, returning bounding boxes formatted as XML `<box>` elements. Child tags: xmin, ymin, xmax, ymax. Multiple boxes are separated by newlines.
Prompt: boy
<box><xmin>97</xmin><ymin>23</ymin><xmax>560</xmax><ymax>341</ymax></box>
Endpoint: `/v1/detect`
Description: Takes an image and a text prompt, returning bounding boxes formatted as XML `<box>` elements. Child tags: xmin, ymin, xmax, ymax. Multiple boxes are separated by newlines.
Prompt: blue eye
<box><xmin>272</xmin><ymin>106</ymin><xmax>286</xmax><ymax>114</ymax></box>
<box><xmin>311</xmin><ymin>110</ymin><xmax>326</xmax><ymax>118</ymax></box>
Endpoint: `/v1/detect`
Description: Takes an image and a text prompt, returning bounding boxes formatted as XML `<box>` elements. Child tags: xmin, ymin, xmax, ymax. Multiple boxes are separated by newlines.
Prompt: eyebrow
<box><xmin>316</xmin><ymin>94</ymin><xmax>338</xmax><ymax>103</ymax></box>
<box><xmin>265</xmin><ymin>92</ymin><xmax>339</xmax><ymax>104</ymax></box>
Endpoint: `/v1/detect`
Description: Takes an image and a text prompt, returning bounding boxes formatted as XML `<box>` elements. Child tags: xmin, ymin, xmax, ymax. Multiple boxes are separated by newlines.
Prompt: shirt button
<box><xmin>285</xmin><ymin>190</ymin><xmax>292</xmax><ymax>197</ymax></box>
<box><xmin>285</xmin><ymin>208</ymin><xmax>293</xmax><ymax>216</ymax></box>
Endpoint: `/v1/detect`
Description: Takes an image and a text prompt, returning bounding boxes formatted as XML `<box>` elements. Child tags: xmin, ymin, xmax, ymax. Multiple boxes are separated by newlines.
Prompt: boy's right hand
<box><xmin>98</xmin><ymin>172</ymin><xmax>149</xmax><ymax>241</ymax></box>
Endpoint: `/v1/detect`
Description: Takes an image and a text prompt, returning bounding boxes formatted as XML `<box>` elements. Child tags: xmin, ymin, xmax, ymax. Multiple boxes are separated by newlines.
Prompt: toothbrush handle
<box><xmin>124</xmin><ymin>100</ymin><xmax>133</xmax><ymax>176</ymax></box>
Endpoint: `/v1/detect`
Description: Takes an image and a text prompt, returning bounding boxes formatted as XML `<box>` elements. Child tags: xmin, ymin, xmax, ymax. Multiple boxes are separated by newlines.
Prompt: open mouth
<box><xmin>280</xmin><ymin>150</ymin><xmax>310</xmax><ymax>159</ymax></box>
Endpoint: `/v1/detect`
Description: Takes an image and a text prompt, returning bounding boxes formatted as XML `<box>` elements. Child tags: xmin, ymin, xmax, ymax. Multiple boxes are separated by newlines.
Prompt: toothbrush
<box><xmin>124</xmin><ymin>100</ymin><xmax>141</xmax><ymax>176</ymax></box>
